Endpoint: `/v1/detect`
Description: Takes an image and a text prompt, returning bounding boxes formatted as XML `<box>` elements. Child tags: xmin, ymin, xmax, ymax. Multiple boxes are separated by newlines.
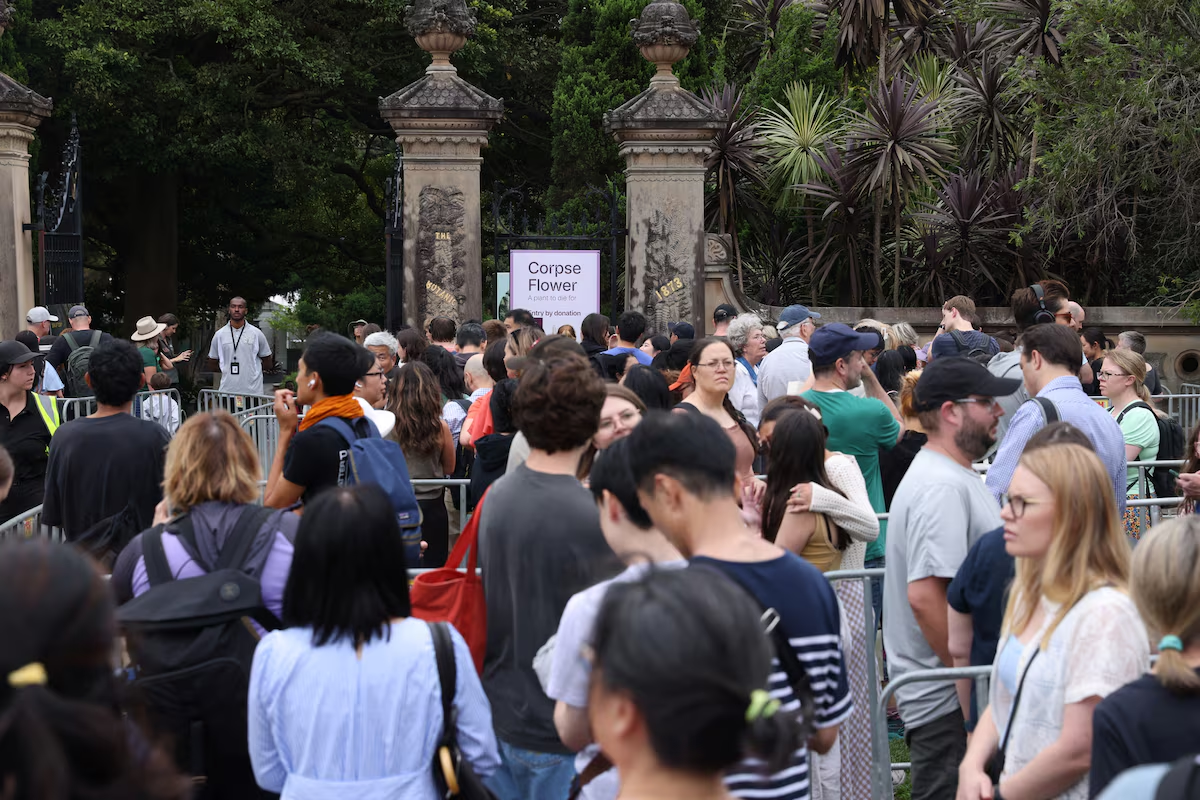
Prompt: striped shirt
<box><xmin>691</xmin><ymin>554</ymin><xmax>853</xmax><ymax>800</ymax></box>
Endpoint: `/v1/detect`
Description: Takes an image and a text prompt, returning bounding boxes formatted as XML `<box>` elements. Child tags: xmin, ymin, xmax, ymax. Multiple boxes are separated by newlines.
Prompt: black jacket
<box><xmin>470</xmin><ymin>433</ymin><xmax>515</xmax><ymax>511</ymax></box>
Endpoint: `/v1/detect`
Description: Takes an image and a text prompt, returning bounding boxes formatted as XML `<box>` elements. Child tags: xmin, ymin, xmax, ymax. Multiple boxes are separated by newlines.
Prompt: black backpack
<box><xmin>1156</xmin><ymin>755</ymin><xmax>1200</xmax><ymax>800</ymax></box>
<box><xmin>117</xmin><ymin>506</ymin><xmax>278</xmax><ymax>800</ymax></box>
<box><xmin>1117</xmin><ymin>401</ymin><xmax>1186</xmax><ymax>498</ymax></box>
<box><xmin>950</xmin><ymin>330</ymin><xmax>994</xmax><ymax>366</ymax></box>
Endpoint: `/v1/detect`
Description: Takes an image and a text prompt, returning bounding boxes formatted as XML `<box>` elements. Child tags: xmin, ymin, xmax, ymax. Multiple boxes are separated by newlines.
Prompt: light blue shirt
<box><xmin>248</xmin><ymin>619</ymin><xmax>500</xmax><ymax>800</ymax></box>
<box><xmin>601</xmin><ymin>345</ymin><xmax>652</xmax><ymax>366</ymax></box>
<box><xmin>40</xmin><ymin>362</ymin><xmax>63</xmax><ymax>394</ymax></box>
<box><xmin>985</xmin><ymin>376</ymin><xmax>1127</xmax><ymax>514</ymax></box>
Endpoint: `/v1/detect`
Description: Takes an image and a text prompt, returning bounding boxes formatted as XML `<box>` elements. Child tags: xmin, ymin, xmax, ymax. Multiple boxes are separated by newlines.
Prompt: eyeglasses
<box><xmin>697</xmin><ymin>359</ymin><xmax>735</xmax><ymax>372</ymax></box>
<box><xmin>1001</xmin><ymin>494</ymin><xmax>1046</xmax><ymax>519</ymax></box>
<box><xmin>598</xmin><ymin>409</ymin><xmax>642</xmax><ymax>433</ymax></box>
<box><xmin>1054</xmin><ymin>310</ymin><xmax>1074</xmax><ymax>321</ymax></box>
<box><xmin>954</xmin><ymin>397</ymin><xmax>995</xmax><ymax>407</ymax></box>
<box><xmin>364</xmin><ymin>371</ymin><xmax>387</xmax><ymax>380</ymax></box>
<box><xmin>1098</xmin><ymin>370</ymin><xmax>1128</xmax><ymax>379</ymax></box>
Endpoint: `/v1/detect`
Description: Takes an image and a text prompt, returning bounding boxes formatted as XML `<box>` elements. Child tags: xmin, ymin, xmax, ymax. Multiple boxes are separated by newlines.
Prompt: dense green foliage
<box><xmin>3</xmin><ymin>0</ymin><xmax>1199</xmax><ymax>322</ymax></box>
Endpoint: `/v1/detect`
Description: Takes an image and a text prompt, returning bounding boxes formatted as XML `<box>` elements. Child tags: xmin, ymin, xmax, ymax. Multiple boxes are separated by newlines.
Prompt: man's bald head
<box><xmin>1067</xmin><ymin>301</ymin><xmax>1085</xmax><ymax>331</ymax></box>
<box><xmin>464</xmin><ymin>353</ymin><xmax>494</xmax><ymax>391</ymax></box>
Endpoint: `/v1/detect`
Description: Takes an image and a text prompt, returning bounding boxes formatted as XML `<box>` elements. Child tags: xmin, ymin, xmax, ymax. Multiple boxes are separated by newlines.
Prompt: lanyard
<box><xmin>230</xmin><ymin>323</ymin><xmax>246</xmax><ymax>354</ymax></box>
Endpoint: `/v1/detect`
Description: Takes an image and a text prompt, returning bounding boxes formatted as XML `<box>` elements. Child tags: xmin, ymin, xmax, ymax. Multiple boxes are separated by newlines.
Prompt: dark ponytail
<box><xmin>591</xmin><ymin>567</ymin><xmax>806</xmax><ymax>773</ymax></box>
<box><xmin>0</xmin><ymin>540</ymin><xmax>187</xmax><ymax>800</ymax></box>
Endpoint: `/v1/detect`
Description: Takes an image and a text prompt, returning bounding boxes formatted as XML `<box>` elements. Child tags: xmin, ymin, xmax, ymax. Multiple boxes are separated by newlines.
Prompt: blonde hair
<box><xmin>856</xmin><ymin>318</ymin><xmax>898</xmax><ymax>350</ymax></box>
<box><xmin>1104</xmin><ymin>348</ymin><xmax>1162</xmax><ymax>413</ymax></box>
<box><xmin>1002</xmin><ymin>443</ymin><xmax>1131</xmax><ymax>649</ymax></box>
<box><xmin>164</xmin><ymin>412</ymin><xmax>262</xmax><ymax>510</ymax></box>
<box><xmin>1131</xmin><ymin>516</ymin><xmax>1200</xmax><ymax>693</ymax></box>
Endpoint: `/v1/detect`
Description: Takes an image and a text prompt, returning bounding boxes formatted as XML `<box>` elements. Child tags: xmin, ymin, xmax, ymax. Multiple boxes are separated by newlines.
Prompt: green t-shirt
<box><xmin>802</xmin><ymin>388</ymin><xmax>901</xmax><ymax>561</ymax></box>
<box><xmin>1116</xmin><ymin>404</ymin><xmax>1159</xmax><ymax>496</ymax></box>
<box><xmin>138</xmin><ymin>346</ymin><xmax>159</xmax><ymax>371</ymax></box>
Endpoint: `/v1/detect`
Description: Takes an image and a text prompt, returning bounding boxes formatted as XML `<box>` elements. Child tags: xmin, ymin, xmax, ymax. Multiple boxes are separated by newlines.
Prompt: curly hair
<box><xmin>513</xmin><ymin>356</ymin><xmax>606</xmax><ymax>453</ymax></box>
<box><xmin>386</xmin><ymin>362</ymin><xmax>444</xmax><ymax>458</ymax></box>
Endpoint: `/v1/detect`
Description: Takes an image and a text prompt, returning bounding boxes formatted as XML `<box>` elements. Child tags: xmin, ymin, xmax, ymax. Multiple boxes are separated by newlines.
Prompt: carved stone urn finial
<box><xmin>630</xmin><ymin>0</ymin><xmax>700</xmax><ymax>86</ymax></box>
<box><xmin>405</xmin><ymin>0</ymin><xmax>477</xmax><ymax>72</ymax></box>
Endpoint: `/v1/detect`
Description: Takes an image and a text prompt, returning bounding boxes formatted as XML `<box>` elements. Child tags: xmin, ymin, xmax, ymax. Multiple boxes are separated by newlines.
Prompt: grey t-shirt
<box><xmin>883</xmin><ymin>448</ymin><xmax>1002</xmax><ymax>730</ymax></box>
<box><xmin>478</xmin><ymin>463</ymin><xmax>617</xmax><ymax>753</ymax></box>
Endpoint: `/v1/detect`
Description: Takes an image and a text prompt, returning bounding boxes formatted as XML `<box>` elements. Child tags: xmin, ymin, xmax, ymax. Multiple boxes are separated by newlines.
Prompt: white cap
<box><xmin>355</xmin><ymin>397</ymin><xmax>396</xmax><ymax>438</ymax></box>
<box><xmin>26</xmin><ymin>307</ymin><xmax>59</xmax><ymax>324</ymax></box>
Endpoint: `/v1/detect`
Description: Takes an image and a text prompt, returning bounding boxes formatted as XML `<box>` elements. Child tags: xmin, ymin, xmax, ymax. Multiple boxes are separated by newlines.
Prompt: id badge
<box><xmin>230</xmin><ymin>361</ymin><xmax>240</xmax><ymax>375</ymax></box>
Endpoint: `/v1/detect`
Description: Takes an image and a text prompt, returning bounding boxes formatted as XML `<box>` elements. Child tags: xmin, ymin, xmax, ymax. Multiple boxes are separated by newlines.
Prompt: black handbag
<box><xmin>429</xmin><ymin>621</ymin><xmax>498</xmax><ymax>800</ymax></box>
<box><xmin>985</xmin><ymin>647</ymin><xmax>1040</xmax><ymax>784</ymax></box>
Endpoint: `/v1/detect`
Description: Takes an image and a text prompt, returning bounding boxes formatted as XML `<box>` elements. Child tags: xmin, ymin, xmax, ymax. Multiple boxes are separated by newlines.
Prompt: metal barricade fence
<box><xmin>241</xmin><ymin>414</ymin><xmax>282</xmax><ymax>478</ymax></box>
<box><xmin>60</xmin><ymin>388</ymin><xmax>184</xmax><ymax>432</ymax></box>
<box><xmin>0</xmin><ymin>504</ymin><xmax>64</xmax><ymax>541</ymax></box>
<box><xmin>198</xmin><ymin>389</ymin><xmax>276</xmax><ymax>419</ymax></box>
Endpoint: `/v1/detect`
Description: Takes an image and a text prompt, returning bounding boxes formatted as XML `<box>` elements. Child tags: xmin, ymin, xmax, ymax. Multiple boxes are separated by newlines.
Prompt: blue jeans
<box><xmin>485</xmin><ymin>740</ymin><xmax>575</xmax><ymax>800</ymax></box>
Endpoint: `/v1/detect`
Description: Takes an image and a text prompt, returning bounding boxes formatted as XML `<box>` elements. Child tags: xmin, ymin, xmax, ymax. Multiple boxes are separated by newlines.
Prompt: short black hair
<box><xmin>589</xmin><ymin>437</ymin><xmax>653</xmax><ymax>529</ymax></box>
<box><xmin>422</xmin><ymin>345</ymin><xmax>468</xmax><ymax>399</ymax></box>
<box><xmin>490</xmin><ymin>378</ymin><xmax>519</xmax><ymax>433</ymax></box>
<box><xmin>483</xmin><ymin>338</ymin><xmax>509</xmax><ymax>383</ymax></box>
<box><xmin>427</xmin><ymin>316</ymin><xmax>456</xmax><ymax>342</ymax></box>
<box><xmin>505</xmin><ymin>308</ymin><xmax>534</xmax><ymax>327</ymax></box>
<box><xmin>302</xmin><ymin>333</ymin><xmax>374</xmax><ymax>396</ymax></box>
<box><xmin>456</xmin><ymin>322</ymin><xmax>485</xmax><ymax>349</ymax></box>
<box><xmin>592</xmin><ymin>568</ymin><xmax>806</xmax><ymax>773</ymax></box>
<box><xmin>87</xmin><ymin>340</ymin><xmax>144</xmax><ymax>406</ymax></box>
<box><xmin>621</xmin><ymin>365</ymin><xmax>672</xmax><ymax>410</ymax></box>
<box><xmin>282</xmin><ymin>484</ymin><xmax>412</xmax><ymax>647</ymax></box>
<box><xmin>649</xmin><ymin>335</ymin><xmax>671</xmax><ymax>354</ymax></box>
<box><xmin>617</xmin><ymin>310</ymin><xmax>648</xmax><ymax>343</ymax></box>
<box><xmin>14</xmin><ymin>331</ymin><xmax>38</xmax><ymax>352</ymax></box>
<box><xmin>1020</xmin><ymin>323</ymin><xmax>1082</xmax><ymax>374</ymax></box>
<box><xmin>625</xmin><ymin>411</ymin><xmax>737</xmax><ymax>500</ymax></box>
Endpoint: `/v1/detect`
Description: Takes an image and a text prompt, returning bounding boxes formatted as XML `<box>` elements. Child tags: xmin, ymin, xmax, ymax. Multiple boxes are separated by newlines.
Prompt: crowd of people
<box><xmin>0</xmin><ymin>288</ymin><xmax>1198</xmax><ymax>800</ymax></box>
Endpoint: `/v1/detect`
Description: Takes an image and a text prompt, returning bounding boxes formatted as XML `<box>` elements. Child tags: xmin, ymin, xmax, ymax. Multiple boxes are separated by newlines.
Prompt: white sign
<box><xmin>509</xmin><ymin>250</ymin><xmax>601</xmax><ymax>337</ymax></box>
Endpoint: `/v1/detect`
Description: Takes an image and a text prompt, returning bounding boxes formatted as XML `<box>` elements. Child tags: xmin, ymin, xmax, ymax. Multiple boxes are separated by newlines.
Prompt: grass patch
<box><xmin>889</xmin><ymin>737</ymin><xmax>912</xmax><ymax>800</ymax></box>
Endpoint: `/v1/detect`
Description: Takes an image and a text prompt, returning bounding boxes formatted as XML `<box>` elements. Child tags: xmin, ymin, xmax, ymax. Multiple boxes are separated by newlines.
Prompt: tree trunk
<box><xmin>892</xmin><ymin>184</ymin><xmax>902</xmax><ymax>307</ymax></box>
<box><xmin>1028</xmin><ymin>127</ymin><xmax>1038</xmax><ymax>180</ymax></box>
<box><xmin>807</xmin><ymin>211</ymin><xmax>817</xmax><ymax>306</ymax></box>
<box><xmin>872</xmin><ymin>191</ymin><xmax>883</xmax><ymax>303</ymax></box>
<box><xmin>121</xmin><ymin>171</ymin><xmax>179</xmax><ymax>335</ymax></box>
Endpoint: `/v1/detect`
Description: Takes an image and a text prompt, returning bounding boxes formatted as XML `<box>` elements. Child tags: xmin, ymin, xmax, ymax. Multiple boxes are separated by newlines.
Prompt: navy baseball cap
<box><xmin>809</xmin><ymin>323</ymin><xmax>882</xmax><ymax>367</ymax></box>
<box><xmin>673</xmin><ymin>321</ymin><xmax>695</xmax><ymax>339</ymax></box>
<box><xmin>776</xmin><ymin>304</ymin><xmax>821</xmax><ymax>333</ymax></box>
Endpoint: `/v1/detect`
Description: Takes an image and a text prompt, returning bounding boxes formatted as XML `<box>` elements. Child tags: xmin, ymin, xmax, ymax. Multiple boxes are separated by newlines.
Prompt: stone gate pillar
<box><xmin>603</xmin><ymin>0</ymin><xmax>723</xmax><ymax>334</ymax></box>
<box><xmin>379</xmin><ymin>0</ymin><xmax>503</xmax><ymax>329</ymax></box>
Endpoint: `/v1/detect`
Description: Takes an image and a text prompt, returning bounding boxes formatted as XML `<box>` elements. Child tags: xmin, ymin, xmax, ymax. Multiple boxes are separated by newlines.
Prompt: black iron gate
<box><xmin>31</xmin><ymin>119</ymin><xmax>83</xmax><ymax>307</ymax></box>
<box><xmin>383</xmin><ymin>148</ymin><xmax>404</xmax><ymax>331</ymax></box>
<box><xmin>490</xmin><ymin>183</ymin><xmax>626</xmax><ymax>320</ymax></box>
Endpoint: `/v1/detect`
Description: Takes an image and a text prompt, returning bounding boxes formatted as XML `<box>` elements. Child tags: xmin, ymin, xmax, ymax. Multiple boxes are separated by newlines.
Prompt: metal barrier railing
<box><xmin>198</xmin><ymin>389</ymin><xmax>277</xmax><ymax>415</ymax></box>
<box><xmin>241</xmin><ymin>414</ymin><xmax>282</xmax><ymax>479</ymax></box>
<box><xmin>0</xmin><ymin>504</ymin><xmax>64</xmax><ymax>541</ymax></box>
<box><xmin>136</xmin><ymin>388</ymin><xmax>185</xmax><ymax>435</ymax></box>
<box><xmin>60</xmin><ymin>388</ymin><xmax>184</xmax><ymax>427</ymax></box>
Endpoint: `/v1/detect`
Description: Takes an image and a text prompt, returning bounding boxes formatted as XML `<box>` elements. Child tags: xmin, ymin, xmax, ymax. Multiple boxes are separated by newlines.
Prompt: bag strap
<box><xmin>89</xmin><ymin>330</ymin><xmax>101</xmax><ymax>349</ymax></box>
<box><xmin>1032</xmin><ymin>397</ymin><xmax>1059</xmax><ymax>425</ymax></box>
<box><xmin>1155</xmin><ymin>755</ymin><xmax>1200</xmax><ymax>800</ymax></box>
<box><xmin>950</xmin><ymin>330</ymin><xmax>969</xmax><ymax>351</ymax></box>
<box><xmin>998</xmin><ymin>647</ymin><xmax>1040</xmax><ymax>757</ymax></box>
<box><xmin>1116</xmin><ymin>400</ymin><xmax>1153</xmax><ymax>425</ymax></box>
<box><xmin>568</xmin><ymin>753</ymin><xmax>614</xmax><ymax>800</ymax></box>
<box><xmin>316</xmin><ymin>415</ymin><xmax>375</xmax><ymax>444</ymax></box>
<box><xmin>446</xmin><ymin>486</ymin><xmax>490</xmax><ymax>573</ymax></box>
<box><xmin>65</xmin><ymin>332</ymin><xmax>81</xmax><ymax>352</ymax></box>
<box><xmin>430</xmin><ymin>621</ymin><xmax>457</xmax><ymax>747</ymax></box>
<box><xmin>453</xmin><ymin>398</ymin><xmax>472</xmax><ymax>414</ymax></box>
<box><xmin>142</xmin><ymin>524</ymin><xmax>176</xmax><ymax>587</ymax></box>
<box><xmin>215</xmin><ymin>506</ymin><xmax>274</xmax><ymax>572</ymax></box>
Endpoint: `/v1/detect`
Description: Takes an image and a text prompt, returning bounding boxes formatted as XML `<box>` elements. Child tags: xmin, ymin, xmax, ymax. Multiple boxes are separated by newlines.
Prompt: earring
<box><xmin>308</xmin><ymin>380</ymin><xmax>316</xmax><ymax>388</ymax></box>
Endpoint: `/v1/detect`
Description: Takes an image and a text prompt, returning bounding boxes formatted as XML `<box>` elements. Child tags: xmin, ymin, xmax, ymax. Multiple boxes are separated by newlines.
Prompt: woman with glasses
<box><xmin>957</xmin><ymin>443</ymin><xmax>1147</xmax><ymax>800</ymax></box>
<box><xmin>354</xmin><ymin>363</ymin><xmax>389</xmax><ymax>410</ymax></box>
<box><xmin>577</xmin><ymin>385</ymin><xmax>646</xmax><ymax>480</ymax></box>
<box><xmin>758</xmin><ymin>396</ymin><xmax>878</xmax><ymax>800</ymax></box>
<box><xmin>674</xmin><ymin>337</ymin><xmax>759</xmax><ymax>488</ymax></box>
<box><xmin>1099</xmin><ymin>349</ymin><xmax>1163</xmax><ymax>541</ymax></box>
<box><xmin>386</xmin><ymin>362</ymin><xmax>455</xmax><ymax>567</ymax></box>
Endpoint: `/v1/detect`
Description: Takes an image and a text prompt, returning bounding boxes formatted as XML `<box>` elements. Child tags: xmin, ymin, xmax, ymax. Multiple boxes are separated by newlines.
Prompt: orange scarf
<box><xmin>299</xmin><ymin>393</ymin><xmax>365</xmax><ymax>431</ymax></box>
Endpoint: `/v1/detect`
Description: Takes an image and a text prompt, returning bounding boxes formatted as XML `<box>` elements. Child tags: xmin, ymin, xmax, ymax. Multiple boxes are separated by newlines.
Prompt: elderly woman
<box><xmin>726</xmin><ymin>312</ymin><xmax>768</xmax><ymax>428</ymax></box>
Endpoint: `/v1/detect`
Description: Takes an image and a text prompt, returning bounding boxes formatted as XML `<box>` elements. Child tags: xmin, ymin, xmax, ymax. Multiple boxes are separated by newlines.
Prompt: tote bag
<box><xmin>411</xmin><ymin>488</ymin><xmax>489</xmax><ymax>673</ymax></box>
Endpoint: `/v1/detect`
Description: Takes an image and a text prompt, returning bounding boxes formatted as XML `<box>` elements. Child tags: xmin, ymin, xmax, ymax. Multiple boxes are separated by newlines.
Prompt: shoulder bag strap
<box><xmin>142</xmin><ymin>525</ymin><xmax>174</xmax><ymax>587</ymax></box>
<box><xmin>998</xmin><ymin>647</ymin><xmax>1040</xmax><ymax>757</ymax></box>
<box><xmin>216</xmin><ymin>505</ymin><xmax>275</xmax><ymax>572</ymax></box>
<box><xmin>89</xmin><ymin>330</ymin><xmax>101</xmax><ymax>348</ymax></box>
<box><xmin>1155</xmin><ymin>755</ymin><xmax>1200</xmax><ymax>800</ymax></box>
<box><xmin>1032</xmin><ymin>397</ymin><xmax>1059</xmax><ymax>424</ymax></box>
<box><xmin>950</xmin><ymin>330</ymin><xmax>969</xmax><ymax>351</ymax></box>
<box><xmin>65</xmin><ymin>332</ymin><xmax>81</xmax><ymax>352</ymax></box>
<box><xmin>1116</xmin><ymin>400</ymin><xmax>1153</xmax><ymax>425</ymax></box>
<box><xmin>316</xmin><ymin>416</ymin><xmax>368</xmax><ymax>443</ymax></box>
<box><xmin>430</xmin><ymin>621</ymin><xmax>457</xmax><ymax>746</ymax></box>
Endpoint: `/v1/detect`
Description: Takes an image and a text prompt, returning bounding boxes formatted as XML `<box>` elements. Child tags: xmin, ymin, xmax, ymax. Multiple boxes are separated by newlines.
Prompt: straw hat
<box><xmin>131</xmin><ymin>316</ymin><xmax>167</xmax><ymax>342</ymax></box>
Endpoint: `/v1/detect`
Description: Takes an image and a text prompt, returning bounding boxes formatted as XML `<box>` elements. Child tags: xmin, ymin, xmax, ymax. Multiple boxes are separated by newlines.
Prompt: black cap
<box><xmin>673</xmin><ymin>321</ymin><xmax>695</xmax><ymax>339</ymax></box>
<box><xmin>0</xmin><ymin>340</ymin><xmax>40</xmax><ymax>373</ymax></box>
<box><xmin>913</xmin><ymin>357</ymin><xmax>1023</xmax><ymax>411</ymax></box>
<box><xmin>713</xmin><ymin>304</ymin><xmax>737</xmax><ymax>323</ymax></box>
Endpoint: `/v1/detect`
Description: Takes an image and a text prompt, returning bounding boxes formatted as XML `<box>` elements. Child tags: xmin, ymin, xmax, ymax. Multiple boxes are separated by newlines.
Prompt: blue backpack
<box><xmin>316</xmin><ymin>417</ymin><xmax>423</xmax><ymax>566</ymax></box>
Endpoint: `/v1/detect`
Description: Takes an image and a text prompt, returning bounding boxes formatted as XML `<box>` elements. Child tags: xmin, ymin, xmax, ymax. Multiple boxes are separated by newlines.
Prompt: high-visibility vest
<box><xmin>31</xmin><ymin>392</ymin><xmax>60</xmax><ymax>450</ymax></box>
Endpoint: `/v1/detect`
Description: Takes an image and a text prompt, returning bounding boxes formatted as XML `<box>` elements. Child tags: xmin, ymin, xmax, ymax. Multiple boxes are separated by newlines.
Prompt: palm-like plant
<box><xmin>726</xmin><ymin>0</ymin><xmax>797</xmax><ymax>73</ymax></box>
<box><xmin>988</xmin><ymin>0</ymin><xmax>1066</xmax><ymax>66</ymax></box>
<box><xmin>799</xmin><ymin>142</ymin><xmax>872</xmax><ymax>305</ymax></box>
<box><xmin>917</xmin><ymin>170</ymin><xmax>1015</xmax><ymax>293</ymax></box>
<box><xmin>955</xmin><ymin>51</ymin><xmax>1019</xmax><ymax>177</ymax></box>
<box><xmin>846</xmin><ymin>75</ymin><xmax>955</xmax><ymax>306</ymax></box>
<box><xmin>741</xmin><ymin>222</ymin><xmax>809</xmax><ymax>307</ymax></box>
<box><xmin>702</xmin><ymin>84</ymin><xmax>767</xmax><ymax>294</ymax></box>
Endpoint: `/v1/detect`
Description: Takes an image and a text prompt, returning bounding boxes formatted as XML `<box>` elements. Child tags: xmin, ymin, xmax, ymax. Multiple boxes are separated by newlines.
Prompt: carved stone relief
<box><xmin>415</xmin><ymin>186</ymin><xmax>467</xmax><ymax>323</ymax></box>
